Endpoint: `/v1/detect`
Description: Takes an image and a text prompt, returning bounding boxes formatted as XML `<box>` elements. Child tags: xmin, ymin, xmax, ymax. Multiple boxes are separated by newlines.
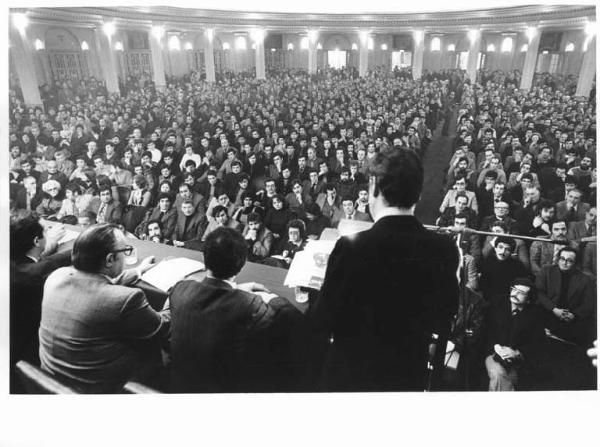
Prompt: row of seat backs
<box><xmin>14</xmin><ymin>361</ymin><xmax>159</xmax><ymax>394</ymax></box>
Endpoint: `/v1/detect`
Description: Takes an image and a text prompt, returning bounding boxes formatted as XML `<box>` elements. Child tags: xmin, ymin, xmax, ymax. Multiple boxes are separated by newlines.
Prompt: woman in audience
<box><xmin>124</xmin><ymin>174</ymin><xmax>153</xmax><ymax>232</ymax></box>
<box><xmin>265</xmin><ymin>219</ymin><xmax>308</xmax><ymax>269</ymax></box>
<box><xmin>264</xmin><ymin>194</ymin><xmax>294</xmax><ymax>241</ymax></box>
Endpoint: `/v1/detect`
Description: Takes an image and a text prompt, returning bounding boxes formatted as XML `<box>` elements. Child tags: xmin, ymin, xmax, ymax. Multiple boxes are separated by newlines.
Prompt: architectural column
<box><xmin>575</xmin><ymin>36</ymin><xmax>596</xmax><ymax>97</ymax></box>
<box><xmin>254</xmin><ymin>32</ymin><xmax>266</xmax><ymax>80</ymax></box>
<box><xmin>10</xmin><ymin>28</ymin><xmax>44</xmax><ymax>107</ymax></box>
<box><xmin>36</xmin><ymin>48</ymin><xmax>54</xmax><ymax>85</ymax></box>
<box><xmin>308</xmin><ymin>30</ymin><xmax>318</xmax><ymax>75</ymax></box>
<box><xmin>358</xmin><ymin>31</ymin><xmax>369</xmax><ymax>77</ymax></box>
<box><xmin>149</xmin><ymin>26</ymin><xmax>167</xmax><ymax>90</ymax></box>
<box><xmin>204</xmin><ymin>29</ymin><xmax>216</xmax><ymax>83</ymax></box>
<box><xmin>93</xmin><ymin>27</ymin><xmax>120</xmax><ymax>95</ymax></box>
<box><xmin>466</xmin><ymin>30</ymin><xmax>481</xmax><ymax>83</ymax></box>
<box><xmin>412</xmin><ymin>30</ymin><xmax>425</xmax><ymax>80</ymax></box>
<box><xmin>520</xmin><ymin>28</ymin><xmax>542</xmax><ymax>90</ymax></box>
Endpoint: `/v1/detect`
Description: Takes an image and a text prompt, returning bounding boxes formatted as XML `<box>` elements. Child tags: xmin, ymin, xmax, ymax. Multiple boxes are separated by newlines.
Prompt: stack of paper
<box><xmin>141</xmin><ymin>257</ymin><xmax>205</xmax><ymax>292</ymax></box>
<box><xmin>284</xmin><ymin>240</ymin><xmax>337</xmax><ymax>290</ymax></box>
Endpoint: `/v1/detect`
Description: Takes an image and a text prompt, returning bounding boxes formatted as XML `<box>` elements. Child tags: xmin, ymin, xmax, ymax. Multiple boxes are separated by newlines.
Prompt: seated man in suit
<box><xmin>535</xmin><ymin>247</ymin><xmax>596</xmax><ymax>346</ymax></box>
<box><xmin>91</xmin><ymin>186</ymin><xmax>123</xmax><ymax>225</ymax></box>
<box><xmin>480</xmin><ymin>201</ymin><xmax>516</xmax><ymax>233</ymax></box>
<box><xmin>484</xmin><ymin>277</ymin><xmax>545</xmax><ymax>391</ymax></box>
<box><xmin>242</xmin><ymin>212</ymin><xmax>274</xmax><ymax>263</ymax></box>
<box><xmin>556</xmin><ymin>188</ymin><xmax>590</xmax><ymax>224</ymax></box>
<box><xmin>481</xmin><ymin>221</ymin><xmax>530</xmax><ymax>270</ymax></box>
<box><xmin>172</xmin><ymin>199</ymin><xmax>207</xmax><ymax>250</ymax></box>
<box><xmin>39</xmin><ymin>224</ymin><xmax>170</xmax><ymax>393</ymax></box>
<box><xmin>9</xmin><ymin>213</ymin><xmax>72</xmax><ymax>392</ymax></box>
<box><xmin>169</xmin><ymin>227</ymin><xmax>305</xmax><ymax>392</ymax></box>
<box><xmin>567</xmin><ymin>206</ymin><xmax>596</xmax><ymax>251</ymax></box>
<box><xmin>337</xmin><ymin>196</ymin><xmax>371</xmax><ymax>227</ymax></box>
<box><xmin>529</xmin><ymin>220</ymin><xmax>573</xmax><ymax>276</ymax></box>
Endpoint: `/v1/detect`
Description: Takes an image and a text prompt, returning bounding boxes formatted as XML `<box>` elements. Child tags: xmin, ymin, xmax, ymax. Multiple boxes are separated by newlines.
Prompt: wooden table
<box><xmin>55</xmin><ymin>224</ymin><xmax>307</xmax><ymax>313</ymax></box>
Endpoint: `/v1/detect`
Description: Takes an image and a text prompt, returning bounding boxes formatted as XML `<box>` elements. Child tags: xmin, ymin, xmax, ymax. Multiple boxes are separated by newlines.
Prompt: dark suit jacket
<box><xmin>556</xmin><ymin>201</ymin><xmax>590</xmax><ymax>223</ymax></box>
<box><xmin>172</xmin><ymin>211</ymin><xmax>207</xmax><ymax>245</ymax></box>
<box><xmin>484</xmin><ymin>299</ymin><xmax>545</xmax><ymax>362</ymax></box>
<box><xmin>308</xmin><ymin>215</ymin><xmax>459</xmax><ymax>391</ymax></box>
<box><xmin>10</xmin><ymin>252</ymin><xmax>72</xmax><ymax>368</ymax></box>
<box><xmin>169</xmin><ymin>277</ymin><xmax>307</xmax><ymax>392</ymax></box>
<box><xmin>535</xmin><ymin>265</ymin><xmax>596</xmax><ymax>320</ymax></box>
<box><xmin>89</xmin><ymin>200</ymin><xmax>123</xmax><ymax>224</ymax></box>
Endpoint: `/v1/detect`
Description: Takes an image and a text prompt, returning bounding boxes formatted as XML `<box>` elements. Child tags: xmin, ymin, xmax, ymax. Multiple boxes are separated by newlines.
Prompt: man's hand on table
<box><xmin>135</xmin><ymin>255</ymin><xmax>157</xmax><ymax>277</ymax></box>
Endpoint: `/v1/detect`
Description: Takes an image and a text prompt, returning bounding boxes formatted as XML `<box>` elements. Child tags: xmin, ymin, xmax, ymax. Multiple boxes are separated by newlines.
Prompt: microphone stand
<box><xmin>424</xmin><ymin>225</ymin><xmax>571</xmax><ymax>245</ymax></box>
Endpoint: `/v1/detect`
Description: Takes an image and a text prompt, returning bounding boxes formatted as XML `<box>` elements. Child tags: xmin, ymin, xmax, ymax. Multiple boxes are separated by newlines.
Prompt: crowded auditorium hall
<box><xmin>6</xmin><ymin>3</ymin><xmax>598</xmax><ymax>399</ymax></box>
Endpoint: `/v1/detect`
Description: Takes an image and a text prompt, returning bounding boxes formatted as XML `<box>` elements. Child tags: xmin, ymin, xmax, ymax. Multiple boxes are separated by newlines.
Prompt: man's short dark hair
<box><xmin>10</xmin><ymin>212</ymin><xmax>44</xmax><ymax>259</ymax></box>
<box><xmin>212</xmin><ymin>205</ymin><xmax>228</xmax><ymax>218</ymax></box>
<box><xmin>558</xmin><ymin>246</ymin><xmax>578</xmax><ymax>263</ymax></box>
<box><xmin>369</xmin><ymin>150</ymin><xmax>423</xmax><ymax>209</ymax></box>
<box><xmin>203</xmin><ymin>227</ymin><xmax>247</xmax><ymax>279</ymax></box>
<box><xmin>494</xmin><ymin>235</ymin><xmax>516</xmax><ymax>251</ymax></box>
<box><xmin>538</xmin><ymin>199</ymin><xmax>555</xmax><ymax>212</ymax></box>
<box><xmin>72</xmin><ymin>223</ymin><xmax>119</xmax><ymax>273</ymax></box>
<box><xmin>146</xmin><ymin>219</ymin><xmax>163</xmax><ymax>233</ymax></box>
<box><xmin>247</xmin><ymin>212</ymin><xmax>262</xmax><ymax>224</ymax></box>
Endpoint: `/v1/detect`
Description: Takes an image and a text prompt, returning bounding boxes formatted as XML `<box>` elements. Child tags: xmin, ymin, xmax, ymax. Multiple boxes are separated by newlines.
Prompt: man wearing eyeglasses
<box><xmin>484</xmin><ymin>277</ymin><xmax>545</xmax><ymax>391</ymax></box>
<box><xmin>535</xmin><ymin>247</ymin><xmax>596</xmax><ymax>346</ymax></box>
<box><xmin>39</xmin><ymin>223</ymin><xmax>169</xmax><ymax>393</ymax></box>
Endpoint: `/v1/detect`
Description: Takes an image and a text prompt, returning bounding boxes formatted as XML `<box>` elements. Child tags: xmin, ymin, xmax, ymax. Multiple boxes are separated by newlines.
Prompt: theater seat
<box><xmin>14</xmin><ymin>361</ymin><xmax>78</xmax><ymax>394</ymax></box>
<box><xmin>122</xmin><ymin>381</ymin><xmax>160</xmax><ymax>394</ymax></box>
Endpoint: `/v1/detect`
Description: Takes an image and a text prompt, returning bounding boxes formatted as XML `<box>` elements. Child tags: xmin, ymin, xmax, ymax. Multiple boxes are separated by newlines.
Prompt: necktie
<box><xmin>296</xmin><ymin>194</ymin><xmax>302</xmax><ymax>204</ymax></box>
<box><xmin>98</xmin><ymin>203</ymin><xmax>106</xmax><ymax>223</ymax></box>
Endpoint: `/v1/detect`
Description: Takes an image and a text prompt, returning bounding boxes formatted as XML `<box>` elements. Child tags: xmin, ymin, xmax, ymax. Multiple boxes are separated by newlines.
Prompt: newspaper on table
<box><xmin>141</xmin><ymin>257</ymin><xmax>205</xmax><ymax>292</ymax></box>
<box><xmin>284</xmin><ymin>239</ymin><xmax>337</xmax><ymax>290</ymax></box>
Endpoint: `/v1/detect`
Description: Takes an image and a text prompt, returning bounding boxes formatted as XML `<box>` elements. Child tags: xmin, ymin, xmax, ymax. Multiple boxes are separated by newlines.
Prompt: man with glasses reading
<box><xmin>39</xmin><ymin>223</ymin><xmax>170</xmax><ymax>393</ymax></box>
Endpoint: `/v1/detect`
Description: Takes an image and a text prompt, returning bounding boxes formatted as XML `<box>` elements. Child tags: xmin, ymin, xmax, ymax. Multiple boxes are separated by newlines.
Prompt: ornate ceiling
<box><xmin>17</xmin><ymin>5</ymin><xmax>596</xmax><ymax>34</ymax></box>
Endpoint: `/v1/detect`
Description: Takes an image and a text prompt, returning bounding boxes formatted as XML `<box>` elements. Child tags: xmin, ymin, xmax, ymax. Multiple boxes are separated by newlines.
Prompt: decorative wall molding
<box><xmin>16</xmin><ymin>5</ymin><xmax>596</xmax><ymax>34</ymax></box>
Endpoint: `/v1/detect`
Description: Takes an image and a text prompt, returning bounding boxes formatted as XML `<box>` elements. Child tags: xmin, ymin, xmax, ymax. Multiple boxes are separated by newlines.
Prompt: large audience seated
<box><xmin>8</xmin><ymin>65</ymin><xmax>597</xmax><ymax>393</ymax></box>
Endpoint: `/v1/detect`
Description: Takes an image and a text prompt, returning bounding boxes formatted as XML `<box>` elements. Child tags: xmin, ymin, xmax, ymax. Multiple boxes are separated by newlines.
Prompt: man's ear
<box><xmin>33</xmin><ymin>236</ymin><xmax>42</xmax><ymax>247</ymax></box>
<box><xmin>105</xmin><ymin>252</ymin><xmax>115</xmax><ymax>268</ymax></box>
